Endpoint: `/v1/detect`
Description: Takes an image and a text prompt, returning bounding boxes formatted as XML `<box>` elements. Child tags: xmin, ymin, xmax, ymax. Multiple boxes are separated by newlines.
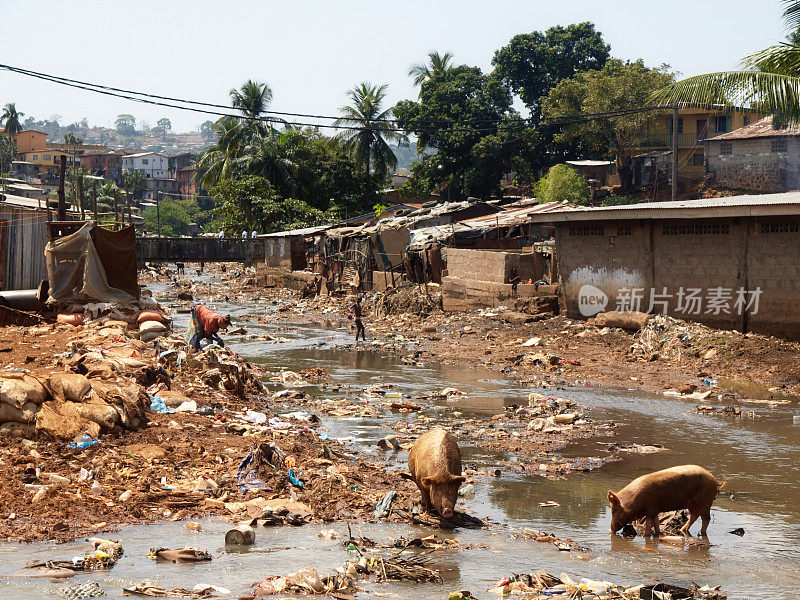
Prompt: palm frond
<box><xmin>783</xmin><ymin>0</ymin><xmax>800</xmax><ymax>31</ymax></box>
<box><xmin>653</xmin><ymin>70</ymin><xmax>800</xmax><ymax>123</ymax></box>
<box><xmin>744</xmin><ymin>43</ymin><xmax>800</xmax><ymax>75</ymax></box>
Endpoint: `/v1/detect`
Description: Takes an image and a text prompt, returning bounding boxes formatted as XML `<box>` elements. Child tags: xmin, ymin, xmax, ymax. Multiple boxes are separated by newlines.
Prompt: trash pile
<box><xmin>10</xmin><ymin>537</ymin><xmax>123</xmax><ymax>579</ymax></box>
<box><xmin>374</xmin><ymin>284</ymin><xmax>442</xmax><ymax>318</ymax></box>
<box><xmin>631</xmin><ymin>314</ymin><xmax>726</xmax><ymax>362</ymax></box>
<box><xmin>486</xmin><ymin>569</ymin><xmax>726</xmax><ymax>599</ymax></box>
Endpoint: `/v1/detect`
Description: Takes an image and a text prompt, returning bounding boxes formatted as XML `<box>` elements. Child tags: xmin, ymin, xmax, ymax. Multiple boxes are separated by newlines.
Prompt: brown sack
<box><xmin>46</xmin><ymin>373</ymin><xmax>93</xmax><ymax>403</ymax></box>
<box><xmin>0</xmin><ymin>374</ymin><xmax>48</xmax><ymax>407</ymax></box>
<box><xmin>0</xmin><ymin>400</ymin><xmax>39</xmax><ymax>423</ymax></box>
<box><xmin>36</xmin><ymin>401</ymin><xmax>100</xmax><ymax>440</ymax></box>
<box><xmin>592</xmin><ymin>311</ymin><xmax>653</xmax><ymax>331</ymax></box>
<box><xmin>76</xmin><ymin>394</ymin><xmax>120</xmax><ymax>431</ymax></box>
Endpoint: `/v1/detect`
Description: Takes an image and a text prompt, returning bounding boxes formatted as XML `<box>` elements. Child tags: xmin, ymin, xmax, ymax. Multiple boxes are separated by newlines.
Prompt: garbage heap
<box><xmin>0</xmin><ymin>296</ymin><xmax>263</xmax><ymax>442</ymax></box>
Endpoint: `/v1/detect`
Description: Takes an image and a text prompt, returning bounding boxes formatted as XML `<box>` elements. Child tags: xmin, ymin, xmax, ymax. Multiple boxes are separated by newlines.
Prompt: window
<box><xmin>743</xmin><ymin>116</ymin><xmax>751</xmax><ymax>127</ymax></box>
<box><xmin>43</xmin><ymin>155</ymin><xmax>51</xmax><ymax>161</ymax></box>
<box><xmin>669</xmin><ymin>116</ymin><xmax>684</xmax><ymax>134</ymax></box>
<box><xmin>616</xmin><ymin>226</ymin><xmax>632</xmax><ymax>236</ymax></box>
<box><xmin>32</xmin><ymin>155</ymin><xmax>37</xmax><ymax>160</ymax></box>
<box><xmin>714</xmin><ymin>115</ymin><xmax>728</xmax><ymax>133</ymax></box>
<box><xmin>772</xmin><ymin>138</ymin><xmax>788</xmax><ymax>153</ymax></box>
<box><xmin>569</xmin><ymin>225</ymin><xmax>605</xmax><ymax>236</ymax></box>
<box><xmin>720</xmin><ymin>142</ymin><xmax>732</xmax><ymax>155</ymax></box>
<box><xmin>692</xmin><ymin>153</ymin><xmax>705</xmax><ymax>166</ymax></box>
<box><xmin>142</xmin><ymin>158</ymin><xmax>149</xmax><ymax>165</ymax></box>
<box><xmin>662</xmin><ymin>223</ymin><xmax>730</xmax><ymax>235</ymax></box>
<box><xmin>761</xmin><ymin>222</ymin><xmax>799</xmax><ymax>233</ymax></box>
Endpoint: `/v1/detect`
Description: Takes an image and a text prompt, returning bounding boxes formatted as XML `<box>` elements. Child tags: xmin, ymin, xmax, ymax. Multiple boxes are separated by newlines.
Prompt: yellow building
<box><xmin>14</xmin><ymin>130</ymin><xmax>47</xmax><ymax>154</ymax></box>
<box><xmin>627</xmin><ymin>106</ymin><xmax>764</xmax><ymax>181</ymax></box>
<box><xmin>19</xmin><ymin>149</ymin><xmax>79</xmax><ymax>175</ymax></box>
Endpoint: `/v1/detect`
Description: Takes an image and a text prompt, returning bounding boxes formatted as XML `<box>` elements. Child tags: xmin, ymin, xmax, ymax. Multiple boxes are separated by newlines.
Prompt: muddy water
<box><xmin>2</xmin><ymin>287</ymin><xmax>799</xmax><ymax>599</ymax></box>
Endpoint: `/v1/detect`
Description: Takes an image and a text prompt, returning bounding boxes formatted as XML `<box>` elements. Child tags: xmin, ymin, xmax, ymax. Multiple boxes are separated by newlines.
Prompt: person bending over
<box><xmin>188</xmin><ymin>304</ymin><xmax>231</xmax><ymax>350</ymax></box>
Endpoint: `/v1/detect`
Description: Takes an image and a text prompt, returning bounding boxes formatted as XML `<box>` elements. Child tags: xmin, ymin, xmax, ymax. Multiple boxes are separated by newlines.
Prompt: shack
<box><xmin>0</xmin><ymin>193</ymin><xmax>51</xmax><ymax>290</ymax></box>
<box><xmin>529</xmin><ymin>192</ymin><xmax>800</xmax><ymax>339</ymax></box>
<box><xmin>262</xmin><ymin>225</ymin><xmax>329</xmax><ymax>271</ymax></box>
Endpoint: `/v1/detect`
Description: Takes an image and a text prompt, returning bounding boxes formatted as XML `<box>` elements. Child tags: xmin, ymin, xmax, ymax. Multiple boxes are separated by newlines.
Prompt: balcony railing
<box><xmin>634</xmin><ymin>132</ymin><xmax>714</xmax><ymax>148</ymax></box>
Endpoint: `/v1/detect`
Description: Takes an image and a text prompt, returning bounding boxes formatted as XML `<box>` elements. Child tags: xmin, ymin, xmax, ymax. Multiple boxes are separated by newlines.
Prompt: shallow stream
<box><xmin>2</xmin><ymin>282</ymin><xmax>799</xmax><ymax>599</ymax></box>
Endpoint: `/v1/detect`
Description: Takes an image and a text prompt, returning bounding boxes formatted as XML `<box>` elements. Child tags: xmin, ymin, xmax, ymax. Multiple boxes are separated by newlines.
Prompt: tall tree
<box><xmin>115</xmin><ymin>114</ymin><xmax>136</xmax><ymax>136</ymax></box>
<box><xmin>394</xmin><ymin>65</ymin><xmax>538</xmax><ymax>200</ymax></box>
<box><xmin>63</xmin><ymin>132</ymin><xmax>83</xmax><ymax>145</ymax></box>
<box><xmin>200</xmin><ymin>120</ymin><xmax>215</xmax><ymax>142</ymax></box>
<box><xmin>653</xmin><ymin>0</ymin><xmax>800</xmax><ymax>124</ymax></box>
<box><xmin>492</xmin><ymin>22</ymin><xmax>610</xmax><ymax>118</ymax></box>
<box><xmin>409</xmin><ymin>51</ymin><xmax>454</xmax><ymax>87</ymax></box>
<box><xmin>2</xmin><ymin>103</ymin><xmax>24</xmax><ymax>137</ymax></box>
<box><xmin>542</xmin><ymin>59</ymin><xmax>674</xmax><ymax>192</ymax></box>
<box><xmin>155</xmin><ymin>118</ymin><xmax>172</xmax><ymax>139</ymax></box>
<box><xmin>334</xmin><ymin>82</ymin><xmax>398</xmax><ymax>204</ymax></box>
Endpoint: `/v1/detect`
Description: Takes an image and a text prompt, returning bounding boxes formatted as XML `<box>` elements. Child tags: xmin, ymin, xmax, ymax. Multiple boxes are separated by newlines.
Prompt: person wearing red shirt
<box><xmin>188</xmin><ymin>304</ymin><xmax>231</xmax><ymax>350</ymax></box>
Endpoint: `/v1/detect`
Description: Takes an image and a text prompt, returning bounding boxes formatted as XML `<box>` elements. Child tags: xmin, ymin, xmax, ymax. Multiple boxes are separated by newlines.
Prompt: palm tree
<box><xmin>2</xmin><ymin>103</ymin><xmax>24</xmax><ymax>138</ymax></box>
<box><xmin>653</xmin><ymin>1</ymin><xmax>800</xmax><ymax>123</ymax></box>
<box><xmin>335</xmin><ymin>82</ymin><xmax>398</xmax><ymax>179</ymax></box>
<box><xmin>409</xmin><ymin>51</ymin><xmax>454</xmax><ymax>87</ymax></box>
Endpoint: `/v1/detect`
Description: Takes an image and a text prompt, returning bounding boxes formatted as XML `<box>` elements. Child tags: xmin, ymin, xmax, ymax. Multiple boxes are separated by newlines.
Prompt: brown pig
<box><xmin>608</xmin><ymin>465</ymin><xmax>722</xmax><ymax>537</ymax></box>
<box><xmin>408</xmin><ymin>428</ymin><xmax>466</xmax><ymax>518</ymax></box>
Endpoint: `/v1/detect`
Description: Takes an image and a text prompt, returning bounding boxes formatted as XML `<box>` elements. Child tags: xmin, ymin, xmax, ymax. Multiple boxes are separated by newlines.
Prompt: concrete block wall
<box><xmin>446</xmin><ymin>248</ymin><xmax>537</xmax><ymax>283</ymax></box>
<box><xmin>556</xmin><ymin>216</ymin><xmax>800</xmax><ymax>339</ymax></box>
<box><xmin>707</xmin><ymin>137</ymin><xmax>800</xmax><ymax>193</ymax></box>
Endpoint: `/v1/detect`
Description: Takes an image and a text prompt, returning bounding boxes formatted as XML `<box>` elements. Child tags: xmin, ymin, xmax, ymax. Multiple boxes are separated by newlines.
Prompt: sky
<box><xmin>0</xmin><ymin>0</ymin><xmax>788</xmax><ymax>133</ymax></box>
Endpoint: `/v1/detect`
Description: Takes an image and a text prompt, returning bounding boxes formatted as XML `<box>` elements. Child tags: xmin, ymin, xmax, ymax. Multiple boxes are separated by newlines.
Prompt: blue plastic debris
<box><xmin>149</xmin><ymin>395</ymin><xmax>175</xmax><ymax>414</ymax></box>
<box><xmin>68</xmin><ymin>434</ymin><xmax>99</xmax><ymax>450</ymax></box>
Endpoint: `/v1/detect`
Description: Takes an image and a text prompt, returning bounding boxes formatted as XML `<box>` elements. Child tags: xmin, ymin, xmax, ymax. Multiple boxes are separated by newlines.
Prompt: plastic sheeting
<box><xmin>45</xmin><ymin>223</ymin><xmax>138</xmax><ymax>303</ymax></box>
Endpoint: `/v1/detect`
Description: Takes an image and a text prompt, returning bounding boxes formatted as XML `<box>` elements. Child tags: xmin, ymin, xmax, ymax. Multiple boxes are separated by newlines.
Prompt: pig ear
<box><xmin>607</xmin><ymin>491</ymin><xmax>620</xmax><ymax>506</ymax></box>
<box><xmin>451</xmin><ymin>475</ymin><xmax>467</xmax><ymax>484</ymax></box>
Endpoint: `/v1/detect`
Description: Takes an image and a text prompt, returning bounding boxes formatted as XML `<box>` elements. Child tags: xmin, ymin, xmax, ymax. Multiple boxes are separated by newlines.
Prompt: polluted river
<box><xmin>1</xmin><ymin>281</ymin><xmax>799</xmax><ymax>600</ymax></box>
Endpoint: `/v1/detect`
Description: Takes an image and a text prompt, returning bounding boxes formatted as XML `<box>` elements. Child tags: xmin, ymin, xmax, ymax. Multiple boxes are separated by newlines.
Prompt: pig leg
<box><xmin>680</xmin><ymin>510</ymin><xmax>700</xmax><ymax>536</ymax></box>
<box><xmin>417</xmin><ymin>484</ymin><xmax>433</xmax><ymax>512</ymax></box>
<box><xmin>644</xmin><ymin>516</ymin><xmax>656</xmax><ymax>537</ymax></box>
<box><xmin>699</xmin><ymin>508</ymin><xmax>711</xmax><ymax>536</ymax></box>
<box><xmin>651</xmin><ymin>515</ymin><xmax>661</xmax><ymax>537</ymax></box>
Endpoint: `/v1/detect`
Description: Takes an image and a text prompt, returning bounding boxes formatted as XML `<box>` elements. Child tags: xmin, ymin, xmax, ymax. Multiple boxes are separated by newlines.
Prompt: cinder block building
<box><xmin>530</xmin><ymin>192</ymin><xmax>800</xmax><ymax>339</ymax></box>
<box><xmin>706</xmin><ymin>116</ymin><xmax>800</xmax><ymax>193</ymax></box>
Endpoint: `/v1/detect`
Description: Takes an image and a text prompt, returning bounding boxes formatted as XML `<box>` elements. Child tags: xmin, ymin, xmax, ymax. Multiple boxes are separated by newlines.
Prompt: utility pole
<box><xmin>671</xmin><ymin>105</ymin><xmax>679</xmax><ymax>203</ymax></box>
<box><xmin>57</xmin><ymin>155</ymin><xmax>67</xmax><ymax>221</ymax></box>
<box><xmin>124</xmin><ymin>180</ymin><xmax>130</xmax><ymax>226</ymax></box>
<box><xmin>156</xmin><ymin>190</ymin><xmax>162</xmax><ymax>237</ymax></box>
<box><xmin>78</xmin><ymin>174</ymin><xmax>85</xmax><ymax>220</ymax></box>
<box><xmin>92</xmin><ymin>180</ymin><xmax>98</xmax><ymax>224</ymax></box>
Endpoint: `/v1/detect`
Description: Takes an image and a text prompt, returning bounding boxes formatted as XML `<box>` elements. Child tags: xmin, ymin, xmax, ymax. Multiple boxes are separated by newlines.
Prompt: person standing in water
<box><xmin>187</xmin><ymin>304</ymin><xmax>231</xmax><ymax>350</ymax></box>
<box><xmin>351</xmin><ymin>295</ymin><xmax>366</xmax><ymax>342</ymax></box>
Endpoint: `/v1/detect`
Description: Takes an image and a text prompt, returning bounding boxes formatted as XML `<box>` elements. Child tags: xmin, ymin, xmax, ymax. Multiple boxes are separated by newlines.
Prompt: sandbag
<box><xmin>90</xmin><ymin>380</ymin><xmax>148</xmax><ymax>427</ymax></box>
<box><xmin>137</xmin><ymin>310</ymin><xmax>164</xmax><ymax>324</ymax></box>
<box><xmin>0</xmin><ymin>374</ymin><xmax>48</xmax><ymax>407</ymax></box>
<box><xmin>139</xmin><ymin>320</ymin><xmax>167</xmax><ymax>333</ymax></box>
<box><xmin>592</xmin><ymin>310</ymin><xmax>652</xmax><ymax>331</ymax></box>
<box><xmin>0</xmin><ymin>400</ymin><xmax>39</xmax><ymax>423</ymax></box>
<box><xmin>57</xmin><ymin>313</ymin><xmax>84</xmax><ymax>326</ymax></box>
<box><xmin>46</xmin><ymin>373</ymin><xmax>93</xmax><ymax>403</ymax></box>
<box><xmin>0</xmin><ymin>421</ymin><xmax>35</xmax><ymax>438</ymax></box>
<box><xmin>77</xmin><ymin>395</ymin><xmax>120</xmax><ymax>431</ymax></box>
<box><xmin>140</xmin><ymin>330</ymin><xmax>164</xmax><ymax>343</ymax></box>
<box><xmin>155</xmin><ymin>389</ymin><xmax>193</xmax><ymax>408</ymax></box>
<box><xmin>36</xmin><ymin>401</ymin><xmax>100</xmax><ymax>440</ymax></box>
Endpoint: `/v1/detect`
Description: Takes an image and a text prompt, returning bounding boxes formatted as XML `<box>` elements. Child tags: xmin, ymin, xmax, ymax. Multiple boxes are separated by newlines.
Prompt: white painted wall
<box><xmin>121</xmin><ymin>153</ymin><xmax>168</xmax><ymax>179</ymax></box>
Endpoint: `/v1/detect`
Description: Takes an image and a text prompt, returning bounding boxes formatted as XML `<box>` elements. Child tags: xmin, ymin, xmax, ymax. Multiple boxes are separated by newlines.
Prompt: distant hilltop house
<box><xmin>81</xmin><ymin>149</ymin><xmax>126</xmax><ymax>180</ymax></box>
<box><xmin>706</xmin><ymin>115</ymin><xmax>800</xmax><ymax>194</ymax></box>
<box><xmin>624</xmin><ymin>106</ymin><xmax>763</xmax><ymax>188</ymax></box>
<box><xmin>121</xmin><ymin>152</ymin><xmax>168</xmax><ymax>179</ymax></box>
<box><xmin>13</xmin><ymin>130</ymin><xmax>81</xmax><ymax>176</ymax></box>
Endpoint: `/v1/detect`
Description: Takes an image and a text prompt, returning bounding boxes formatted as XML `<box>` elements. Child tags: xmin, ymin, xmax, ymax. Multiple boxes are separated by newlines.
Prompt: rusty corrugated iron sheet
<box><xmin>709</xmin><ymin>115</ymin><xmax>800</xmax><ymax>141</ymax></box>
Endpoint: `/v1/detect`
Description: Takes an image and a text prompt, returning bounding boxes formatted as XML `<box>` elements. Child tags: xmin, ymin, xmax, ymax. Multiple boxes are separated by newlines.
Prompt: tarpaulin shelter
<box><xmin>45</xmin><ymin>223</ymin><xmax>139</xmax><ymax>303</ymax></box>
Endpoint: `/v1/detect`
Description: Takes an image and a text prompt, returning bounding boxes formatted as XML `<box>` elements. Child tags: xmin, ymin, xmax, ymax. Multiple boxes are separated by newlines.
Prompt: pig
<box><xmin>408</xmin><ymin>428</ymin><xmax>466</xmax><ymax>519</ymax></box>
<box><xmin>608</xmin><ymin>465</ymin><xmax>723</xmax><ymax>537</ymax></box>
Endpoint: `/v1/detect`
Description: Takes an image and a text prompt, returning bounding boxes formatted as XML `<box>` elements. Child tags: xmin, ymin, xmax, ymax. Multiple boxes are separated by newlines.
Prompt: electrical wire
<box><xmin>0</xmin><ymin>62</ymin><xmax>679</xmax><ymax>135</ymax></box>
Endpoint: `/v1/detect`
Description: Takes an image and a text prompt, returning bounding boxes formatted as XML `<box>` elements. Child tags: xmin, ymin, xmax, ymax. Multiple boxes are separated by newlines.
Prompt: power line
<box><xmin>0</xmin><ymin>62</ymin><xmax>680</xmax><ymax>135</ymax></box>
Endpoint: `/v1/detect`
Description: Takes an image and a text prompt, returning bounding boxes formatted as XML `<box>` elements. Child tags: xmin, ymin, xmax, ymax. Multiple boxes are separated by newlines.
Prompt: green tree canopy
<box><xmin>115</xmin><ymin>114</ymin><xmax>136</xmax><ymax>136</ymax></box>
<box><xmin>492</xmin><ymin>22</ymin><xmax>610</xmax><ymax>118</ymax></box>
<box><xmin>143</xmin><ymin>199</ymin><xmax>190</xmax><ymax>236</ymax></box>
<box><xmin>409</xmin><ymin>51</ymin><xmax>454</xmax><ymax>87</ymax></box>
<box><xmin>155</xmin><ymin>118</ymin><xmax>172</xmax><ymax>139</ymax></box>
<box><xmin>394</xmin><ymin>64</ymin><xmax>539</xmax><ymax>200</ymax></box>
<box><xmin>542</xmin><ymin>59</ymin><xmax>674</xmax><ymax>192</ymax></box>
<box><xmin>534</xmin><ymin>163</ymin><xmax>591</xmax><ymax>205</ymax></box>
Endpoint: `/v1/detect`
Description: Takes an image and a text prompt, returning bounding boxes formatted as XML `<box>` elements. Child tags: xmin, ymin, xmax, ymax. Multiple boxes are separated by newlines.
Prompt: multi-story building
<box><xmin>625</xmin><ymin>106</ymin><xmax>764</xmax><ymax>185</ymax></box>
<box><xmin>14</xmin><ymin>130</ymin><xmax>47</xmax><ymax>154</ymax></box>
<box><xmin>81</xmin><ymin>150</ymin><xmax>125</xmax><ymax>180</ymax></box>
<box><xmin>17</xmin><ymin>148</ymin><xmax>80</xmax><ymax>176</ymax></box>
<box><xmin>121</xmin><ymin>152</ymin><xmax>168</xmax><ymax>179</ymax></box>
<box><xmin>142</xmin><ymin>177</ymin><xmax>179</xmax><ymax>201</ymax></box>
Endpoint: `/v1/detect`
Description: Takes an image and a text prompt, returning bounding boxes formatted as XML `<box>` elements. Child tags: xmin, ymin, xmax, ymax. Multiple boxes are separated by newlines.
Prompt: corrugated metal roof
<box><xmin>566</xmin><ymin>160</ymin><xmax>613</xmax><ymax>167</ymax></box>
<box><xmin>527</xmin><ymin>191</ymin><xmax>800</xmax><ymax>222</ymax></box>
<box><xmin>709</xmin><ymin>115</ymin><xmax>800</xmax><ymax>141</ymax></box>
<box><xmin>462</xmin><ymin>201</ymin><xmax>572</xmax><ymax>227</ymax></box>
<box><xmin>260</xmin><ymin>225</ymin><xmax>330</xmax><ymax>238</ymax></box>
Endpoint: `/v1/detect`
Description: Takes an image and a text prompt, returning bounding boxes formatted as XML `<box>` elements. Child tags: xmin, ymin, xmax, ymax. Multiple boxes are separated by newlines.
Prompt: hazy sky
<box><xmin>0</xmin><ymin>1</ymin><xmax>787</xmax><ymax>133</ymax></box>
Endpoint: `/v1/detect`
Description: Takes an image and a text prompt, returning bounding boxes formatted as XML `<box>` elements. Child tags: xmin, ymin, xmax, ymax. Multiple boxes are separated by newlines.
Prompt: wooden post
<box><xmin>123</xmin><ymin>180</ymin><xmax>130</xmax><ymax>227</ymax></box>
<box><xmin>78</xmin><ymin>174</ymin><xmax>85</xmax><ymax>220</ymax></box>
<box><xmin>672</xmin><ymin>105</ymin><xmax>679</xmax><ymax>202</ymax></box>
<box><xmin>92</xmin><ymin>180</ymin><xmax>98</xmax><ymax>224</ymax></box>
<box><xmin>57</xmin><ymin>155</ymin><xmax>67</xmax><ymax>221</ymax></box>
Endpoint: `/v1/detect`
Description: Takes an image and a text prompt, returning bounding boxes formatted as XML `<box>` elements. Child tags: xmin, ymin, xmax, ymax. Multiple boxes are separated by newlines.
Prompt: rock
<box><xmin>592</xmin><ymin>311</ymin><xmax>652</xmax><ymax>331</ymax></box>
<box><xmin>553</xmin><ymin>412</ymin><xmax>578</xmax><ymax>425</ymax></box>
<box><xmin>677</xmin><ymin>383</ymin><xmax>697</xmax><ymax>395</ymax></box>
